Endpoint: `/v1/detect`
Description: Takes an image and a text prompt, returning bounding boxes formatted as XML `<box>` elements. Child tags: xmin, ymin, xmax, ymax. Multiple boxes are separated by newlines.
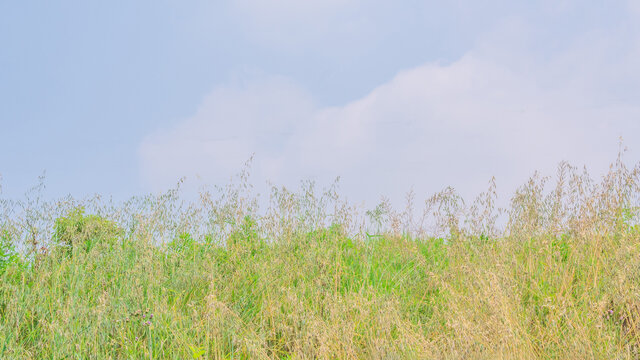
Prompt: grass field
<box><xmin>0</xmin><ymin>155</ymin><xmax>639</xmax><ymax>359</ymax></box>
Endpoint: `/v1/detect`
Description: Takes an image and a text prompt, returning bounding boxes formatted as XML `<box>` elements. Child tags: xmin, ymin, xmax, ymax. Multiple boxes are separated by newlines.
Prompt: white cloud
<box><xmin>138</xmin><ymin>77</ymin><xmax>314</xmax><ymax>191</ymax></box>
<box><xmin>139</xmin><ymin>13</ymin><xmax>640</xmax><ymax>206</ymax></box>
<box><xmin>288</xmin><ymin>50</ymin><xmax>640</xmax><ymax>203</ymax></box>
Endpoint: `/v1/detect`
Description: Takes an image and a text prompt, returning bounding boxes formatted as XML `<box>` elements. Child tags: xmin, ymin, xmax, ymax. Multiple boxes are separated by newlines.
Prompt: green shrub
<box><xmin>52</xmin><ymin>206</ymin><xmax>122</xmax><ymax>254</ymax></box>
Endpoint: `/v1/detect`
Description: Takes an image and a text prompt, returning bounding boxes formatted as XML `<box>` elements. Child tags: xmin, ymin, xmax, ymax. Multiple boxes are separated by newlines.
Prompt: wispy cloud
<box><xmin>138</xmin><ymin>76</ymin><xmax>314</xmax><ymax>190</ymax></box>
<box><xmin>228</xmin><ymin>0</ymin><xmax>366</xmax><ymax>52</ymax></box>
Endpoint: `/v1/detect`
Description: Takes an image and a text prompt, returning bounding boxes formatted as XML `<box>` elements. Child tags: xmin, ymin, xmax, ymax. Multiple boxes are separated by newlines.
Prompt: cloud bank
<box><xmin>139</xmin><ymin>4</ymin><xmax>640</xmax><ymax>206</ymax></box>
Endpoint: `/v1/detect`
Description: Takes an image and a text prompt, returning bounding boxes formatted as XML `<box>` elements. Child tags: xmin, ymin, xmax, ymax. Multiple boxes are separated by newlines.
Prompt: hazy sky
<box><xmin>1</xmin><ymin>1</ymin><xmax>639</xmax><ymax>206</ymax></box>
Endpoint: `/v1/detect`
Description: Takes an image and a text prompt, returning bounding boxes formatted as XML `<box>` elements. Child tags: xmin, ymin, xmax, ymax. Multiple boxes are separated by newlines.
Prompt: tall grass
<box><xmin>0</xmin><ymin>152</ymin><xmax>639</xmax><ymax>359</ymax></box>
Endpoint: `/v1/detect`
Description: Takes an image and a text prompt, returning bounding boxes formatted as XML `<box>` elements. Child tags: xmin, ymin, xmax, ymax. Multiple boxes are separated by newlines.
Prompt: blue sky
<box><xmin>1</xmin><ymin>1</ymin><xmax>639</xmax><ymax>205</ymax></box>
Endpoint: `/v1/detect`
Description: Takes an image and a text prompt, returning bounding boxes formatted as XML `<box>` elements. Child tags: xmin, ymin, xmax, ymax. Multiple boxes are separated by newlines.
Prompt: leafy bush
<box><xmin>52</xmin><ymin>206</ymin><xmax>122</xmax><ymax>254</ymax></box>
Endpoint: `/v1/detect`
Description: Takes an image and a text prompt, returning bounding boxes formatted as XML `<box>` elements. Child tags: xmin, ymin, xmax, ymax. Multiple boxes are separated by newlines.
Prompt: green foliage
<box><xmin>227</xmin><ymin>215</ymin><xmax>262</xmax><ymax>251</ymax></box>
<box><xmin>620</xmin><ymin>206</ymin><xmax>640</xmax><ymax>233</ymax></box>
<box><xmin>188</xmin><ymin>345</ymin><xmax>205</xmax><ymax>359</ymax></box>
<box><xmin>168</xmin><ymin>232</ymin><xmax>196</xmax><ymax>255</ymax></box>
<box><xmin>551</xmin><ymin>233</ymin><xmax>571</xmax><ymax>262</ymax></box>
<box><xmin>0</xmin><ymin>230</ymin><xmax>20</xmax><ymax>274</ymax></box>
<box><xmin>52</xmin><ymin>206</ymin><xmax>122</xmax><ymax>254</ymax></box>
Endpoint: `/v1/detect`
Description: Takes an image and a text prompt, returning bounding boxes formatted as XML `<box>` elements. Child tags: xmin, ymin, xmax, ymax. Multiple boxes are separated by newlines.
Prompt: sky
<box><xmin>1</xmin><ymin>1</ymin><xmax>640</xmax><ymax>208</ymax></box>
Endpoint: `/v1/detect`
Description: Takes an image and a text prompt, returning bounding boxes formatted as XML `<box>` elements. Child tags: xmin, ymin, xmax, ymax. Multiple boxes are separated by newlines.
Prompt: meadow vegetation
<box><xmin>0</xmin><ymin>153</ymin><xmax>639</xmax><ymax>359</ymax></box>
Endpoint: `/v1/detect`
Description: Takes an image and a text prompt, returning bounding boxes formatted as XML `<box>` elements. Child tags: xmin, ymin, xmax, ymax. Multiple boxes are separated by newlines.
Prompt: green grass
<box><xmin>1</xmin><ymin>221</ymin><xmax>639</xmax><ymax>358</ymax></box>
<box><xmin>0</xmin><ymin>157</ymin><xmax>639</xmax><ymax>358</ymax></box>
